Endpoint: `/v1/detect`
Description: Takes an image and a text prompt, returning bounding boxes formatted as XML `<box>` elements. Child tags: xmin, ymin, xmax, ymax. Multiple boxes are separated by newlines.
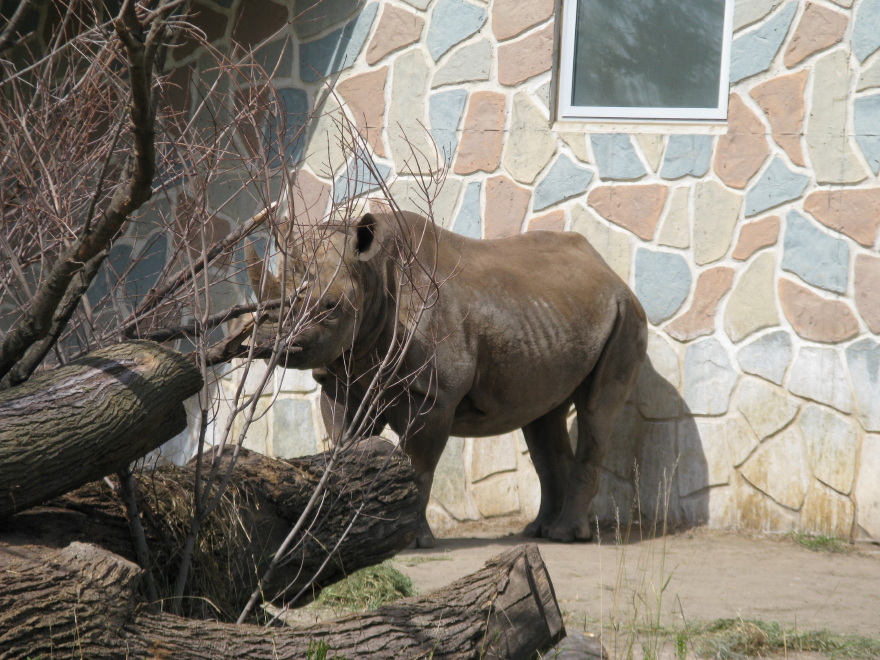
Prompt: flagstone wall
<box><xmin>147</xmin><ymin>0</ymin><xmax>880</xmax><ymax>540</ymax></box>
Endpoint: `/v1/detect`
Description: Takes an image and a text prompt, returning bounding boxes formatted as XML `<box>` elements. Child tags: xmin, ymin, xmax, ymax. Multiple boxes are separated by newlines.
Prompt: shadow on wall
<box><xmin>582</xmin><ymin>355</ymin><xmax>709</xmax><ymax>533</ymax></box>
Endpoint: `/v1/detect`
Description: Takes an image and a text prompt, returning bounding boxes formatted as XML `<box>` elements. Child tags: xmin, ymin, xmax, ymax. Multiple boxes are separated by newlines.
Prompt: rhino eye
<box><xmin>323</xmin><ymin>298</ymin><xmax>338</xmax><ymax>310</ymax></box>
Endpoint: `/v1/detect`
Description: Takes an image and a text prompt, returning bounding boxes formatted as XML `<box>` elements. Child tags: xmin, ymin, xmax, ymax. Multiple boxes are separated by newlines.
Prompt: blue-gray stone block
<box><xmin>782</xmin><ymin>210</ymin><xmax>849</xmax><ymax>294</ymax></box>
<box><xmin>634</xmin><ymin>248</ymin><xmax>692</xmax><ymax>324</ymax></box>
<box><xmin>273</xmin><ymin>398</ymin><xmax>317</xmax><ymax>458</ymax></box>
<box><xmin>736</xmin><ymin>330</ymin><xmax>792</xmax><ymax>385</ymax></box>
<box><xmin>126</xmin><ymin>234</ymin><xmax>168</xmax><ymax>304</ymax></box>
<box><xmin>683</xmin><ymin>338</ymin><xmax>737</xmax><ymax>415</ymax></box>
<box><xmin>855</xmin><ymin>94</ymin><xmax>880</xmax><ymax>175</ymax></box>
<box><xmin>591</xmin><ymin>134</ymin><xmax>646</xmax><ymax>181</ymax></box>
<box><xmin>730</xmin><ymin>2</ymin><xmax>797</xmax><ymax>82</ymax></box>
<box><xmin>659</xmin><ymin>135</ymin><xmax>713</xmax><ymax>179</ymax></box>
<box><xmin>429</xmin><ymin>89</ymin><xmax>468</xmax><ymax>163</ymax></box>
<box><xmin>265</xmin><ymin>87</ymin><xmax>310</xmax><ymax>165</ymax></box>
<box><xmin>853</xmin><ymin>0</ymin><xmax>880</xmax><ymax>62</ymax></box>
<box><xmin>744</xmin><ymin>157</ymin><xmax>809</xmax><ymax>217</ymax></box>
<box><xmin>427</xmin><ymin>0</ymin><xmax>487</xmax><ymax>61</ymax></box>
<box><xmin>533</xmin><ymin>155</ymin><xmax>594</xmax><ymax>210</ymax></box>
<box><xmin>846</xmin><ymin>338</ymin><xmax>880</xmax><ymax>431</ymax></box>
<box><xmin>453</xmin><ymin>181</ymin><xmax>481</xmax><ymax>238</ymax></box>
<box><xmin>299</xmin><ymin>2</ymin><xmax>378</xmax><ymax>82</ymax></box>
<box><xmin>332</xmin><ymin>153</ymin><xmax>392</xmax><ymax>203</ymax></box>
<box><xmin>256</xmin><ymin>37</ymin><xmax>295</xmax><ymax>78</ymax></box>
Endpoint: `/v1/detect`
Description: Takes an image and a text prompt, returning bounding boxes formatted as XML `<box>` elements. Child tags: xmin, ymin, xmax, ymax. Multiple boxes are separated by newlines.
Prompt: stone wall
<box><xmin>56</xmin><ymin>0</ymin><xmax>880</xmax><ymax>539</ymax></box>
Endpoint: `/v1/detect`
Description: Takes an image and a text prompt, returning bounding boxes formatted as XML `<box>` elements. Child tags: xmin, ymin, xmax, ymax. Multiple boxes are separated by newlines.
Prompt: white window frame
<box><xmin>557</xmin><ymin>0</ymin><xmax>734</xmax><ymax>122</ymax></box>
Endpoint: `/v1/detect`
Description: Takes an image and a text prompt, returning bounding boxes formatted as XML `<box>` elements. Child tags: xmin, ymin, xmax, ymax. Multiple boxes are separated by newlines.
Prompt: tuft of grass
<box><xmin>315</xmin><ymin>561</ymin><xmax>416</xmax><ymax>613</ymax></box>
<box><xmin>789</xmin><ymin>531</ymin><xmax>850</xmax><ymax>554</ymax></box>
<box><xmin>692</xmin><ymin>618</ymin><xmax>880</xmax><ymax>659</ymax></box>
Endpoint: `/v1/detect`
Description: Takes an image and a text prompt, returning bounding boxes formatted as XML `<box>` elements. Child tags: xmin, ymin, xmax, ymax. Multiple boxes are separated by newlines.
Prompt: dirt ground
<box><xmin>395</xmin><ymin>518</ymin><xmax>880</xmax><ymax>656</ymax></box>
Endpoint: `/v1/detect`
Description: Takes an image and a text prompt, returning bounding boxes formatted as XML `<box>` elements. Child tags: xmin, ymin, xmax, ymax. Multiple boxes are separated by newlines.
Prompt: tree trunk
<box><xmin>0</xmin><ymin>340</ymin><xmax>203</xmax><ymax>520</ymax></box>
<box><xmin>1</xmin><ymin>440</ymin><xmax>423</xmax><ymax>619</ymax></box>
<box><xmin>0</xmin><ymin>541</ymin><xmax>564</xmax><ymax>660</ymax></box>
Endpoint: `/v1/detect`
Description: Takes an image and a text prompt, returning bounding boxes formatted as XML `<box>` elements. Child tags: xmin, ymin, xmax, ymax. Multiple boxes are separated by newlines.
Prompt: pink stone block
<box><xmin>178</xmin><ymin>3</ymin><xmax>228</xmax><ymax>59</ymax></box>
<box><xmin>855</xmin><ymin>253</ymin><xmax>880</xmax><ymax>334</ymax></box>
<box><xmin>528</xmin><ymin>210</ymin><xmax>565</xmax><ymax>232</ymax></box>
<box><xmin>586</xmin><ymin>184</ymin><xmax>668</xmax><ymax>241</ymax></box>
<box><xmin>337</xmin><ymin>67</ymin><xmax>389</xmax><ymax>157</ymax></box>
<box><xmin>732</xmin><ymin>215</ymin><xmax>781</xmax><ymax>260</ymax></box>
<box><xmin>751</xmin><ymin>70</ymin><xmax>808</xmax><ymax>168</ymax></box>
<box><xmin>714</xmin><ymin>94</ymin><xmax>770</xmax><ymax>189</ymax></box>
<box><xmin>779</xmin><ymin>278</ymin><xmax>859</xmax><ymax>343</ymax></box>
<box><xmin>485</xmin><ymin>175</ymin><xmax>531</xmax><ymax>238</ymax></box>
<box><xmin>366</xmin><ymin>4</ymin><xmax>424</xmax><ymax>65</ymax></box>
<box><xmin>233</xmin><ymin>0</ymin><xmax>288</xmax><ymax>46</ymax></box>
<box><xmin>666</xmin><ymin>267</ymin><xmax>734</xmax><ymax>342</ymax></box>
<box><xmin>491</xmin><ymin>0</ymin><xmax>554</xmax><ymax>41</ymax></box>
<box><xmin>453</xmin><ymin>92</ymin><xmax>507</xmax><ymax>175</ymax></box>
<box><xmin>784</xmin><ymin>3</ymin><xmax>848</xmax><ymax>68</ymax></box>
<box><xmin>804</xmin><ymin>188</ymin><xmax>880</xmax><ymax>247</ymax></box>
<box><xmin>287</xmin><ymin>169</ymin><xmax>331</xmax><ymax>228</ymax></box>
<box><xmin>498</xmin><ymin>24</ymin><xmax>553</xmax><ymax>86</ymax></box>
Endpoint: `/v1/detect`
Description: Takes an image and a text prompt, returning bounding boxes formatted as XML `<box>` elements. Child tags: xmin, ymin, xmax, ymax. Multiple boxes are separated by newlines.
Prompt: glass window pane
<box><xmin>572</xmin><ymin>0</ymin><xmax>726</xmax><ymax>110</ymax></box>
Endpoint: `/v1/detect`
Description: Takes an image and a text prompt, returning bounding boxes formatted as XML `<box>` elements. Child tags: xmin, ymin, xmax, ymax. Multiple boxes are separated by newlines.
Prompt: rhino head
<box><xmin>245</xmin><ymin>213</ymin><xmax>386</xmax><ymax>370</ymax></box>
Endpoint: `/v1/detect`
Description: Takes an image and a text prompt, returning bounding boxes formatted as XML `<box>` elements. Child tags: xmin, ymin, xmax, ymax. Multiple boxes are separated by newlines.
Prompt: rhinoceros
<box><xmin>247</xmin><ymin>210</ymin><xmax>647</xmax><ymax>547</ymax></box>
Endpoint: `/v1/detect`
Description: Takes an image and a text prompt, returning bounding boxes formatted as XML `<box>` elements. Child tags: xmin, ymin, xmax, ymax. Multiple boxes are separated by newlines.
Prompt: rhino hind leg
<box><xmin>548</xmin><ymin>299</ymin><xmax>647</xmax><ymax>543</ymax></box>
<box><xmin>520</xmin><ymin>402</ymin><xmax>574</xmax><ymax>538</ymax></box>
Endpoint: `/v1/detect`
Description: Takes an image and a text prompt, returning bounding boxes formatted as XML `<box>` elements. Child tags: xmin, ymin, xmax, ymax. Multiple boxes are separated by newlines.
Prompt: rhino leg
<box><xmin>316</xmin><ymin>369</ymin><xmax>387</xmax><ymax>443</ymax></box>
<box><xmin>548</xmin><ymin>300</ymin><xmax>646</xmax><ymax>543</ymax></box>
<box><xmin>520</xmin><ymin>402</ymin><xmax>573</xmax><ymax>538</ymax></box>
<box><xmin>403</xmin><ymin>422</ymin><xmax>454</xmax><ymax>549</ymax></box>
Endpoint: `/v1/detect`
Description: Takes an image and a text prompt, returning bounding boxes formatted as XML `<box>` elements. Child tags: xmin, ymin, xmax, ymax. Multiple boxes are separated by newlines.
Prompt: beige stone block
<box><xmin>470</xmin><ymin>433</ymin><xmax>519</xmax><ymax>483</ymax></box>
<box><xmin>234</xmin><ymin>396</ymin><xmax>272</xmax><ymax>455</ymax></box>
<box><xmin>854</xmin><ymin>434</ymin><xmax>880</xmax><ymax>540</ymax></box>
<box><xmin>801</xmin><ymin>404</ymin><xmax>858</xmax><ymax>495</ymax></box>
<box><xmin>855</xmin><ymin>254</ymin><xmax>880</xmax><ymax>334</ymax></box>
<box><xmin>740</xmin><ymin>426</ymin><xmax>810</xmax><ymax>510</ymax></box>
<box><xmin>275</xmin><ymin>367</ymin><xmax>317</xmax><ymax>393</ymax></box>
<box><xmin>431</xmin><ymin>40</ymin><xmax>491</xmax><ymax>88</ymax></box>
<box><xmin>693</xmin><ymin>180</ymin><xmax>741</xmax><ymax>265</ymax></box>
<box><xmin>636</xmin><ymin>421</ymin><xmax>679</xmax><ymax>519</ymax></box>
<box><xmin>736</xmin><ymin>377</ymin><xmax>799</xmax><ymax>440</ymax></box>
<box><xmin>453</xmin><ymin>91</ymin><xmax>506</xmax><ymax>175</ymax></box>
<box><xmin>365</xmin><ymin>5</ymin><xmax>423</xmax><ymax>65</ymax></box>
<box><xmin>806</xmin><ymin>50</ymin><xmax>869</xmax><ymax>185</ymax></box>
<box><xmin>470</xmin><ymin>473</ymin><xmax>520</xmax><ymax>518</ymax></box>
<box><xmin>724</xmin><ymin>252</ymin><xmax>780</xmax><ymax>343</ymax></box>
<box><xmin>431</xmin><ymin>436</ymin><xmax>481</xmax><ymax>522</ymax></box>
<box><xmin>800</xmin><ymin>481</ymin><xmax>855</xmax><ymax>538</ymax></box>
<box><xmin>240</xmin><ymin>359</ymin><xmax>273</xmax><ymax>396</ymax></box>
<box><xmin>389</xmin><ymin>49</ymin><xmax>439</xmax><ymax>175</ymax></box>
<box><xmin>425</xmin><ymin>501</ymin><xmax>460</xmax><ymax>537</ymax></box>
<box><xmin>588</xmin><ymin>471</ymin><xmax>635</xmax><ymax>524</ymax></box>
<box><xmin>637</xmin><ymin>330</ymin><xmax>681</xmax><ymax>420</ymax></box>
<box><xmin>677</xmin><ymin>419</ymin><xmax>732</xmax><ymax>498</ymax></box>
<box><xmin>666</xmin><ymin>266</ymin><xmax>735</xmax><ymax>342</ymax></box>
<box><xmin>337</xmin><ymin>67</ymin><xmax>389</xmax><ymax>158</ymax></box>
<box><xmin>696</xmin><ymin>415</ymin><xmax>758</xmax><ymax>469</ymax></box>
<box><xmin>516</xmin><ymin>451</ymin><xmax>541</xmax><ymax>520</ymax></box>
<box><xmin>778</xmin><ymin>278</ymin><xmax>859</xmax><ymax>343</ymax></box>
<box><xmin>305</xmin><ymin>96</ymin><xmax>348</xmax><ymax>178</ymax></box>
<box><xmin>657</xmin><ymin>186</ymin><xmax>690</xmax><ymax>249</ymax></box>
<box><xmin>734</xmin><ymin>0</ymin><xmax>783</xmax><ymax>31</ymax></box>
<box><xmin>732</xmin><ymin>215</ymin><xmax>780</xmax><ymax>260</ymax></box>
<box><xmin>559</xmin><ymin>132</ymin><xmax>590</xmax><ymax>163</ymax></box>
<box><xmin>387</xmin><ymin>177</ymin><xmax>463</xmax><ymax>229</ymax></box>
<box><xmin>735</xmin><ymin>474</ymin><xmax>798</xmax><ymax>532</ymax></box>
<box><xmin>858</xmin><ymin>58</ymin><xmax>880</xmax><ymax>91</ymax></box>
<box><xmin>502</xmin><ymin>92</ymin><xmax>556</xmax><ymax>184</ymax></box>
<box><xmin>788</xmin><ymin>346</ymin><xmax>854</xmax><ymax>414</ymax></box>
<box><xmin>570</xmin><ymin>204</ymin><xmax>632</xmax><ymax>283</ymax></box>
<box><xmin>636</xmin><ymin>134</ymin><xmax>665</xmax><ymax>172</ymax></box>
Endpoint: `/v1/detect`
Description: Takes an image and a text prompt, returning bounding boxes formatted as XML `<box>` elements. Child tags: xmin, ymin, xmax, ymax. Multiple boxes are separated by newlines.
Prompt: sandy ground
<box><xmin>394</xmin><ymin>520</ymin><xmax>880</xmax><ymax>648</ymax></box>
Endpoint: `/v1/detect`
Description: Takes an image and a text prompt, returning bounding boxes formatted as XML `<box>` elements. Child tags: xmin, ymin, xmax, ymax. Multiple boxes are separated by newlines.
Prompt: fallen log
<box><xmin>1</xmin><ymin>441</ymin><xmax>422</xmax><ymax>619</ymax></box>
<box><xmin>0</xmin><ymin>541</ymin><xmax>564</xmax><ymax>660</ymax></box>
<box><xmin>0</xmin><ymin>340</ymin><xmax>203</xmax><ymax>520</ymax></box>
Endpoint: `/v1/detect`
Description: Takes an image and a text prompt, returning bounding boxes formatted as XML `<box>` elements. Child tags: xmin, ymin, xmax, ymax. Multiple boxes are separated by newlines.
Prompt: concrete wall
<box><xmin>127</xmin><ymin>0</ymin><xmax>880</xmax><ymax>540</ymax></box>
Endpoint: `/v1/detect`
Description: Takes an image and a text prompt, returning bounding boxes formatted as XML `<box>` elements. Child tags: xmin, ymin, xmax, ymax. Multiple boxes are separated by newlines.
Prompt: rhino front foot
<box><xmin>546</xmin><ymin>516</ymin><xmax>593</xmax><ymax>543</ymax></box>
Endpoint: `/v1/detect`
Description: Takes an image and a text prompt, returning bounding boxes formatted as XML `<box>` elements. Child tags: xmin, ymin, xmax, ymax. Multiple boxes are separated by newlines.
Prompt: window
<box><xmin>557</xmin><ymin>0</ymin><xmax>733</xmax><ymax>122</ymax></box>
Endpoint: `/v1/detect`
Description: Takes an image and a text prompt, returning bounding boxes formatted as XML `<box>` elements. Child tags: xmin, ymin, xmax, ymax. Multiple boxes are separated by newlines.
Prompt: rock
<box><xmin>337</xmin><ymin>68</ymin><xmax>388</xmax><ymax>158</ymax></box>
<box><xmin>298</xmin><ymin>3</ymin><xmax>377</xmax><ymax>82</ymax></box>
<box><xmin>784</xmin><ymin>2</ymin><xmax>848</xmax><ymax>67</ymax></box>
<box><xmin>570</xmin><ymin>205</ymin><xmax>632</xmax><ymax>283</ymax></box>
<box><xmin>636</xmin><ymin>134</ymin><xmax>665</xmax><ymax>172</ymax></box>
<box><xmin>789</xmin><ymin>347</ymin><xmax>853</xmax><ymax>413</ymax></box>
<box><xmin>854</xmin><ymin>434</ymin><xmax>880</xmax><ymax>539</ymax></box>
<box><xmin>732</xmin><ymin>215</ymin><xmax>780</xmax><ymax>260</ymax></box>
<box><xmin>660</xmin><ymin>135</ymin><xmax>713</xmax><ymax>179</ymax></box>
<box><xmin>454</xmin><ymin>91</ymin><xmax>506</xmax><ymax>175</ymax></box>
<box><xmin>801</xmin><ymin>404</ymin><xmax>858</xmax><ymax>495</ymax></box>
<box><xmin>503</xmin><ymin>92</ymin><xmax>556</xmax><ymax>184</ymax></box>
<box><xmin>452</xmin><ymin>181</ymin><xmax>482</xmax><ymax>238</ymax></box>
<box><xmin>533</xmin><ymin>155</ymin><xmax>594</xmax><ymax>210</ymax></box>
<box><xmin>730</xmin><ymin>2</ymin><xmax>797</xmax><ymax>82</ymax></box>
<box><xmin>736</xmin><ymin>376</ymin><xmax>800</xmax><ymax>440</ymax></box>
<box><xmin>714</xmin><ymin>94</ymin><xmax>770</xmax><ymax>189</ymax></box>
<box><xmin>431</xmin><ymin>40</ymin><xmax>492</xmax><ymax>87</ymax></box>
<box><xmin>846</xmin><ymin>338</ymin><xmax>880</xmax><ymax>432</ymax></box>
<box><xmin>272</xmin><ymin>399</ymin><xmax>317</xmax><ymax>457</ymax></box>
<box><xmin>683</xmin><ymin>338</ymin><xmax>738</xmax><ymax>416</ymax></box>
<box><xmin>484</xmin><ymin>176</ymin><xmax>531</xmax><ymax>239</ymax></box>
<box><xmin>744</xmin><ymin>157</ymin><xmax>809</xmax><ymax>217</ymax></box>
<box><xmin>429</xmin><ymin>89</ymin><xmax>468</xmax><ymax>162</ymax></box>
<box><xmin>740</xmin><ymin>426</ymin><xmax>810</xmax><ymax>510</ymax></box>
<box><xmin>854</xmin><ymin>94</ymin><xmax>880</xmax><ymax>174</ymax></box>
<box><xmin>389</xmin><ymin>49</ymin><xmax>438</xmax><ymax>174</ymax></box>
<box><xmin>491</xmin><ymin>0</ymin><xmax>554</xmax><ymax>41</ymax></box>
<box><xmin>852</xmin><ymin>0</ymin><xmax>880</xmax><ymax>61</ymax></box>
<box><xmin>804</xmin><ymin>187</ymin><xmax>880</xmax><ymax>247</ymax></box>
<box><xmin>586</xmin><ymin>184</ymin><xmax>667</xmax><ymax>240</ymax></box>
<box><xmin>724</xmin><ymin>252</ymin><xmax>779</xmax><ymax>343</ymax></box>
<box><xmin>591</xmin><ymin>134</ymin><xmax>647</xmax><ymax>181</ymax></box>
<box><xmin>750</xmin><ymin>70</ymin><xmax>808</xmax><ymax>167</ymax></box>
<box><xmin>778</xmin><ymin>278</ymin><xmax>859</xmax><ymax>342</ymax></box>
<box><xmin>365</xmin><ymin>4</ymin><xmax>424</xmax><ymax>65</ymax></box>
<box><xmin>781</xmin><ymin>210</ymin><xmax>849</xmax><ymax>294</ymax></box>
<box><xmin>634</xmin><ymin>249</ymin><xmax>692</xmax><ymax>324</ymax></box>
<box><xmin>736</xmin><ymin>330</ymin><xmax>792</xmax><ymax>385</ymax></box>
<box><xmin>666</xmin><ymin>267</ymin><xmax>734</xmax><ymax>342</ymax></box>
<box><xmin>636</xmin><ymin>330</ymin><xmax>681</xmax><ymax>420</ymax></box>
<box><xmin>426</xmin><ymin>0</ymin><xmax>486</xmax><ymax>61</ymax></box>
<box><xmin>733</xmin><ymin>0</ymin><xmax>783</xmax><ymax>31</ymax></box>
<box><xmin>694</xmin><ymin>180</ymin><xmax>741</xmax><ymax>265</ymax></box>
<box><xmin>855</xmin><ymin>254</ymin><xmax>880</xmax><ymax>333</ymax></box>
<box><xmin>800</xmin><ymin>482</ymin><xmax>855</xmax><ymax>538</ymax></box>
<box><xmin>498</xmin><ymin>24</ymin><xmax>553</xmax><ymax>86</ymax></box>
<box><xmin>657</xmin><ymin>187</ymin><xmax>691</xmax><ymax>248</ymax></box>
<box><xmin>677</xmin><ymin>420</ymin><xmax>732</xmax><ymax>498</ymax></box>
<box><xmin>528</xmin><ymin>210</ymin><xmax>566</xmax><ymax>232</ymax></box>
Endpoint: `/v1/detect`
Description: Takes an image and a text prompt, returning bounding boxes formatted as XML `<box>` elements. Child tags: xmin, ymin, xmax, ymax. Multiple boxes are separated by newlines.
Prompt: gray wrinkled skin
<box><xmin>249</xmin><ymin>211</ymin><xmax>647</xmax><ymax>548</ymax></box>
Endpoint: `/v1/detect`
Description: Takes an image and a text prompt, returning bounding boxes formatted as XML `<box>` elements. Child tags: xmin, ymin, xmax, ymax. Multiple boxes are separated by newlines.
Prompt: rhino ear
<box><xmin>353</xmin><ymin>213</ymin><xmax>380</xmax><ymax>262</ymax></box>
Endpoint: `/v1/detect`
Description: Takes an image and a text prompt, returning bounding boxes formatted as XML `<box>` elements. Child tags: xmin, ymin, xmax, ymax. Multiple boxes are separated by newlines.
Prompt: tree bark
<box><xmin>0</xmin><ymin>340</ymin><xmax>203</xmax><ymax>520</ymax></box>
<box><xmin>1</xmin><ymin>441</ymin><xmax>423</xmax><ymax>619</ymax></box>
<box><xmin>0</xmin><ymin>541</ymin><xmax>564</xmax><ymax>660</ymax></box>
